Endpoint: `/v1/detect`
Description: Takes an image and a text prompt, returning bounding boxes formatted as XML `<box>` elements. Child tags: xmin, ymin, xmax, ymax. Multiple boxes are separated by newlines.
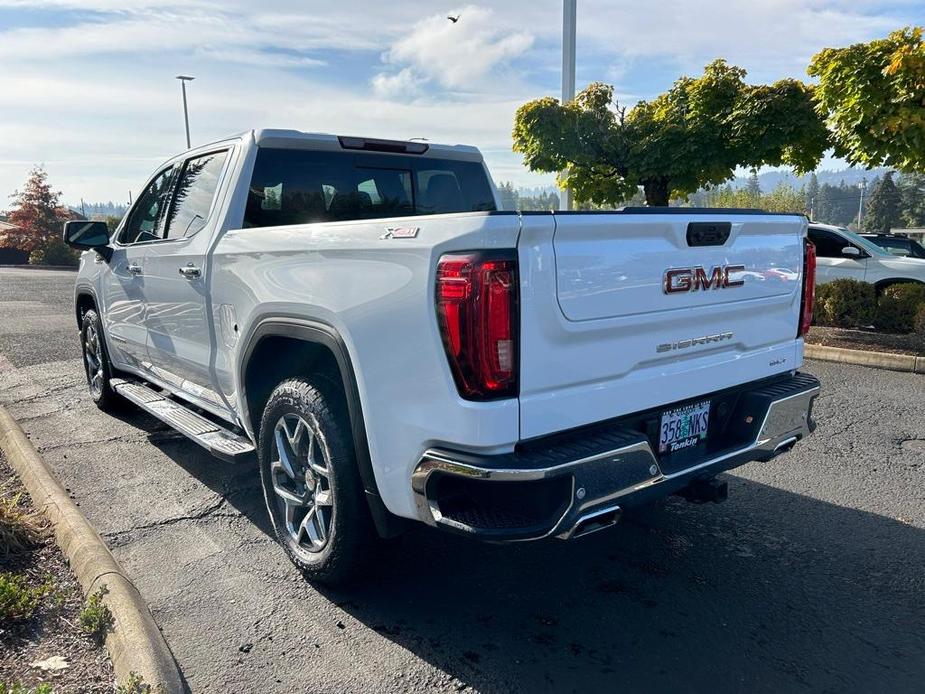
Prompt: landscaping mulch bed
<box><xmin>806</xmin><ymin>325</ymin><xmax>925</xmax><ymax>357</ymax></box>
<box><xmin>0</xmin><ymin>453</ymin><xmax>115</xmax><ymax>693</ymax></box>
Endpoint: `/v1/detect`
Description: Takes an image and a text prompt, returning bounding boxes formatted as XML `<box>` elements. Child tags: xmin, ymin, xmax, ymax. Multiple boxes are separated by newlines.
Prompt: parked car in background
<box><xmin>861</xmin><ymin>233</ymin><xmax>925</xmax><ymax>259</ymax></box>
<box><xmin>808</xmin><ymin>223</ymin><xmax>925</xmax><ymax>289</ymax></box>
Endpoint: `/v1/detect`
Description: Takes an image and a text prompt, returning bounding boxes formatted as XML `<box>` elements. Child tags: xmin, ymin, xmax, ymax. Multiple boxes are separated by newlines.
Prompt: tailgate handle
<box><xmin>687</xmin><ymin>222</ymin><xmax>731</xmax><ymax>247</ymax></box>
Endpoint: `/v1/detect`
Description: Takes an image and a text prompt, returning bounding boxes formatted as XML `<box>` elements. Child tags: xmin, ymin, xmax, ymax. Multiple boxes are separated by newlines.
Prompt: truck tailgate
<box><xmin>517</xmin><ymin>211</ymin><xmax>806</xmax><ymax>440</ymax></box>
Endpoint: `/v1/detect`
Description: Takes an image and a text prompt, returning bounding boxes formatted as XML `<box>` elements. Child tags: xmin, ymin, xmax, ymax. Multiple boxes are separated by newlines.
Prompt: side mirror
<box><xmin>841</xmin><ymin>246</ymin><xmax>862</xmax><ymax>259</ymax></box>
<box><xmin>63</xmin><ymin>221</ymin><xmax>111</xmax><ymax>261</ymax></box>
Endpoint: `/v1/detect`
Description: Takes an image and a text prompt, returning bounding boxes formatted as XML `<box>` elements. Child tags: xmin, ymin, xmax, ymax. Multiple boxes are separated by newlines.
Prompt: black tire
<box><xmin>257</xmin><ymin>377</ymin><xmax>376</xmax><ymax>584</ymax></box>
<box><xmin>80</xmin><ymin>309</ymin><xmax>125</xmax><ymax>412</ymax></box>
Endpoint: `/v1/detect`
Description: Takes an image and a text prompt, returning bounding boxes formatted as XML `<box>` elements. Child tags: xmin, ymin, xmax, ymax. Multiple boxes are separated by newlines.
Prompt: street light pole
<box><xmin>560</xmin><ymin>0</ymin><xmax>576</xmax><ymax>211</ymax></box>
<box><xmin>176</xmin><ymin>75</ymin><xmax>194</xmax><ymax>149</ymax></box>
<box><xmin>857</xmin><ymin>178</ymin><xmax>867</xmax><ymax>230</ymax></box>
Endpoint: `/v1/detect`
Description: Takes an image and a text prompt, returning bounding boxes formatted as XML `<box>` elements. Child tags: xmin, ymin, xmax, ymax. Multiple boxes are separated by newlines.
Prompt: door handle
<box><xmin>126</xmin><ymin>263</ymin><xmax>142</xmax><ymax>276</ymax></box>
<box><xmin>178</xmin><ymin>264</ymin><xmax>201</xmax><ymax>279</ymax></box>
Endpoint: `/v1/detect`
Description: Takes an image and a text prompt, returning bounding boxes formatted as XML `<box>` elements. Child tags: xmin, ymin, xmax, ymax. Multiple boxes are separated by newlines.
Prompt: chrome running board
<box><xmin>112</xmin><ymin>378</ymin><xmax>255</xmax><ymax>462</ymax></box>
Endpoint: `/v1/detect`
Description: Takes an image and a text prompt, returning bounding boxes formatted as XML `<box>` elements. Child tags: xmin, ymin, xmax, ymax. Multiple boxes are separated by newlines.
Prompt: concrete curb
<box><xmin>805</xmin><ymin>344</ymin><xmax>925</xmax><ymax>374</ymax></box>
<box><xmin>0</xmin><ymin>405</ymin><xmax>185</xmax><ymax>694</ymax></box>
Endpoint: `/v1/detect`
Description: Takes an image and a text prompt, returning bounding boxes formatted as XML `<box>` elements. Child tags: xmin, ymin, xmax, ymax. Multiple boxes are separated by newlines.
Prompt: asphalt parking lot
<box><xmin>1</xmin><ymin>266</ymin><xmax>923</xmax><ymax>693</ymax></box>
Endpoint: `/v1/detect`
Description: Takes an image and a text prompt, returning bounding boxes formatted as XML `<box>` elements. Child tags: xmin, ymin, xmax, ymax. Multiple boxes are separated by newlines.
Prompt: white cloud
<box><xmin>374</xmin><ymin>5</ymin><xmax>534</xmax><ymax>93</ymax></box>
<box><xmin>0</xmin><ymin>0</ymin><xmax>922</xmax><ymax>203</ymax></box>
<box><xmin>0</xmin><ymin>10</ymin><xmax>341</xmax><ymax>63</ymax></box>
<box><xmin>371</xmin><ymin>68</ymin><xmax>424</xmax><ymax>98</ymax></box>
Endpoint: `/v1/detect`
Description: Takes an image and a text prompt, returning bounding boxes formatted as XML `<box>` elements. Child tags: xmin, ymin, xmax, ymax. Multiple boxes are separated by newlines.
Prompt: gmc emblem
<box><xmin>663</xmin><ymin>265</ymin><xmax>746</xmax><ymax>294</ymax></box>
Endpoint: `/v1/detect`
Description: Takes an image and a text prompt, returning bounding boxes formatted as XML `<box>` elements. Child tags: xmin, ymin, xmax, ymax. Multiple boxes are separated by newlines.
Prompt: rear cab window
<box><xmin>243</xmin><ymin>148</ymin><xmax>495</xmax><ymax>228</ymax></box>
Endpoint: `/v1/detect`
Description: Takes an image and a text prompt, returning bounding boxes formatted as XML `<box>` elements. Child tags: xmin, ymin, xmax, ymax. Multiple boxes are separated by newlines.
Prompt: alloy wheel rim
<box><xmin>84</xmin><ymin>323</ymin><xmax>104</xmax><ymax>398</ymax></box>
<box><xmin>269</xmin><ymin>413</ymin><xmax>333</xmax><ymax>553</ymax></box>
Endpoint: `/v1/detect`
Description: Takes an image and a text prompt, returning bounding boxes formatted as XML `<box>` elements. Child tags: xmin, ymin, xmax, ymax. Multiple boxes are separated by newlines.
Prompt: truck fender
<box><xmin>237</xmin><ymin>316</ymin><xmax>404</xmax><ymax>538</ymax></box>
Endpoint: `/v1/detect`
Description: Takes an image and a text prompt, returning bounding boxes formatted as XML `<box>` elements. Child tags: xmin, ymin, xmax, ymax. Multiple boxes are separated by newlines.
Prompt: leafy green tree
<box><xmin>864</xmin><ymin>172</ymin><xmax>902</xmax><ymax>232</ymax></box>
<box><xmin>519</xmin><ymin>191</ymin><xmax>560</xmax><ymax>211</ymax></box>
<box><xmin>512</xmin><ymin>60</ymin><xmax>828</xmax><ymax>206</ymax></box>
<box><xmin>898</xmin><ymin>173</ymin><xmax>925</xmax><ymax>227</ymax></box>
<box><xmin>705</xmin><ymin>182</ymin><xmax>805</xmax><ymax>213</ymax></box>
<box><xmin>805</xmin><ymin>173</ymin><xmax>820</xmax><ymax>219</ymax></box>
<box><xmin>814</xmin><ymin>180</ymin><xmax>862</xmax><ymax>227</ymax></box>
<box><xmin>762</xmin><ymin>182</ymin><xmax>808</xmax><ymax>214</ymax></box>
<box><xmin>809</xmin><ymin>27</ymin><xmax>925</xmax><ymax>173</ymax></box>
<box><xmin>746</xmin><ymin>171</ymin><xmax>761</xmax><ymax>203</ymax></box>
<box><xmin>496</xmin><ymin>181</ymin><xmax>519</xmax><ymax>211</ymax></box>
<box><xmin>104</xmin><ymin>215</ymin><xmax>122</xmax><ymax>235</ymax></box>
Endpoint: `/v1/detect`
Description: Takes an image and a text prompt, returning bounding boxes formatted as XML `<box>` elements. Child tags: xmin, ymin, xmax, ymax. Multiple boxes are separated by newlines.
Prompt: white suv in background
<box><xmin>808</xmin><ymin>223</ymin><xmax>925</xmax><ymax>289</ymax></box>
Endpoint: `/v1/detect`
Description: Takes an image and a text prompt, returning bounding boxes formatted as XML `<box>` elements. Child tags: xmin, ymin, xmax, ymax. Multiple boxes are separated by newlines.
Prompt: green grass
<box><xmin>78</xmin><ymin>585</ymin><xmax>113</xmax><ymax>638</ymax></box>
<box><xmin>0</xmin><ymin>571</ymin><xmax>51</xmax><ymax>623</ymax></box>
<box><xmin>0</xmin><ymin>684</ymin><xmax>54</xmax><ymax>694</ymax></box>
<box><xmin>116</xmin><ymin>672</ymin><xmax>159</xmax><ymax>694</ymax></box>
<box><xmin>0</xmin><ymin>484</ymin><xmax>47</xmax><ymax>557</ymax></box>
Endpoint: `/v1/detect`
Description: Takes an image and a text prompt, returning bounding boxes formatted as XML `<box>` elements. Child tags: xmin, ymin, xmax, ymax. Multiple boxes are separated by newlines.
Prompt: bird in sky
<box><xmin>447</xmin><ymin>14</ymin><xmax>460</xmax><ymax>23</ymax></box>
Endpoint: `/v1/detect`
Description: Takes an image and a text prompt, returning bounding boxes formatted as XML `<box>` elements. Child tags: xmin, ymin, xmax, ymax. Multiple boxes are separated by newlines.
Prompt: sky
<box><xmin>0</xmin><ymin>1</ymin><xmax>922</xmax><ymax>206</ymax></box>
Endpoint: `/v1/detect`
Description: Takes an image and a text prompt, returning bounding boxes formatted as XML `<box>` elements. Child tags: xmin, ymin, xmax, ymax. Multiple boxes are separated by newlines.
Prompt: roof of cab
<box><xmin>249</xmin><ymin>128</ymin><xmax>483</xmax><ymax>159</ymax></box>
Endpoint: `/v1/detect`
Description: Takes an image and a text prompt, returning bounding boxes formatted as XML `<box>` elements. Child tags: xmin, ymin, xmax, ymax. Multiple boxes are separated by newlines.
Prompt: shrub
<box><xmin>876</xmin><ymin>283</ymin><xmax>925</xmax><ymax>334</ymax></box>
<box><xmin>915</xmin><ymin>304</ymin><xmax>925</xmax><ymax>336</ymax></box>
<box><xmin>27</xmin><ymin>238</ymin><xmax>78</xmax><ymax>267</ymax></box>
<box><xmin>0</xmin><ymin>572</ymin><xmax>51</xmax><ymax>623</ymax></box>
<box><xmin>811</xmin><ymin>282</ymin><xmax>833</xmax><ymax>325</ymax></box>
<box><xmin>0</xmin><ymin>486</ymin><xmax>47</xmax><ymax>557</ymax></box>
<box><xmin>814</xmin><ymin>279</ymin><xmax>876</xmax><ymax>328</ymax></box>
<box><xmin>33</xmin><ymin>238</ymin><xmax>79</xmax><ymax>267</ymax></box>
<box><xmin>79</xmin><ymin>585</ymin><xmax>113</xmax><ymax>638</ymax></box>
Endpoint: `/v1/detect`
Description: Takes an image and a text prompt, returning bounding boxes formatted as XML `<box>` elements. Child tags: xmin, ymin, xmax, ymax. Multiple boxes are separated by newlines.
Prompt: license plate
<box><xmin>659</xmin><ymin>400</ymin><xmax>710</xmax><ymax>454</ymax></box>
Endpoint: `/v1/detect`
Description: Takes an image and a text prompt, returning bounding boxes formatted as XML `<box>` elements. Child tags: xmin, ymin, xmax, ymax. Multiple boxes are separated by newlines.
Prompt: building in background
<box><xmin>892</xmin><ymin>228</ymin><xmax>925</xmax><ymax>243</ymax></box>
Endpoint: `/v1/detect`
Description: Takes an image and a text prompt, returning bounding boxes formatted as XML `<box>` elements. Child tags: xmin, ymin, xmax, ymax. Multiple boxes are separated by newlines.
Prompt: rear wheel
<box><xmin>258</xmin><ymin>377</ymin><xmax>376</xmax><ymax>584</ymax></box>
<box><xmin>80</xmin><ymin>309</ymin><xmax>124</xmax><ymax>412</ymax></box>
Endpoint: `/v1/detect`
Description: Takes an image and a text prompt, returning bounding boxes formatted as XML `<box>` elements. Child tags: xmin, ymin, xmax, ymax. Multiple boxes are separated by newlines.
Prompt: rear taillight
<box><xmin>436</xmin><ymin>252</ymin><xmax>518</xmax><ymax>400</ymax></box>
<box><xmin>799</xmin><ymin>239</ymin><xmax>816</xmax><ymax>337</ymax></box>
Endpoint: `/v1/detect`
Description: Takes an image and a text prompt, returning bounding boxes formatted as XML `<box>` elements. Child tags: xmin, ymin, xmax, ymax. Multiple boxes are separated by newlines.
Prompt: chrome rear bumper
<box><xmin>412</xmin><ymin>373</ymin><xmax>820</xmax><ymax>541</ymax></box>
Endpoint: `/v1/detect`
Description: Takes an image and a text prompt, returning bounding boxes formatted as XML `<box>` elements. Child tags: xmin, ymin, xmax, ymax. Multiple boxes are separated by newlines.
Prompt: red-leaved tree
<box><xmin>3</xmin><ymin>166</ymin><xmax>68</xmax><ymax>252</ymax></box>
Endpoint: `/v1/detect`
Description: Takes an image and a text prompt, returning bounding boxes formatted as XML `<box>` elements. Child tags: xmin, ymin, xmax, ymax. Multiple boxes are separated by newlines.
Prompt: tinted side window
<box><xmin>809</xmin><ymin>229</ymin><xmax>848</xmax><ymax>258</ymax></box>
<box><xmin>879</xmin><ymin>238</ymin><xmax>910</xmax><ymax>256</ymax></box>
<box><xmin>164</xmin><ymin>151</ymin><xmax>229</xmax><ymax>239</ymax></box>
<box><xmin>243</xmin><ymin>148</ymin><xmax>495</xmax><ymax>228</ymax></box>
<box><xmin>120</xmin><ymin>166</ymin><xmax>176</xmax><ymax>244</ymax></box>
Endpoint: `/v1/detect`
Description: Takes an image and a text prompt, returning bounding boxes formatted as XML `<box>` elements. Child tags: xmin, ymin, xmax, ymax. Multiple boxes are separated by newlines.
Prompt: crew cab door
<box><xmin>808</xmin><ymin>227</ymin><xmax>867</xmax><ymax>284</ymax></box>
<box><xmin>103</xmin><ymin>163</ymin><xmax>177</xmax><ymax>371</ymax></box>
<box><xmin>140</xmin><ymin>148</ymin><xmax>233</xmax><ymax>415</ymax></box>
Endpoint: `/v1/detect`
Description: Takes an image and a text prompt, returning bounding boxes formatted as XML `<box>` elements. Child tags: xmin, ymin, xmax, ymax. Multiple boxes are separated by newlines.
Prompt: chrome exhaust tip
<box><xmin>567</xmin><ymin>505</ymin><xmax>622</xmax><ymax>539</ymax></box>
<box><xmin>773</xmin><ymin>436</ymin><xmax>798</xmax><ymax>455</ymax></box>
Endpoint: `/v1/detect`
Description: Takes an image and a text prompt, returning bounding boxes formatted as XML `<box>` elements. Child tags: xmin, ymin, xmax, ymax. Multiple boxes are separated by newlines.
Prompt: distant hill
<box><xmin>516</xmin><ymin>168</ymin><xmax>893</xmax><ymax>199</ymax></box>
<box><xmin>728</xmin><ymin>167</ymin><xmax>891</xmax><ymax>191</ymax></box>
<box><xmin>516</xmin><ymin>185</ymin><xmax>560</xmax><ymax>198</ymax></box>
<box><xmin>65</xmin><ymin>201</ymin><xmax>128</xmax><ymax>219</ymax></box>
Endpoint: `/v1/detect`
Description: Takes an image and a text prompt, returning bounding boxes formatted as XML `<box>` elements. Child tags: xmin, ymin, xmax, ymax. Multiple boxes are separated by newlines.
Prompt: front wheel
<box><xmin>257</xmin><ymin>377</ymin><xmax>376</xmax><ymax>584</ymax></box>
<box><xmin>80</xmin><ymin>309</ymin><xmax>124</xmax><ymax>412</ymax></box>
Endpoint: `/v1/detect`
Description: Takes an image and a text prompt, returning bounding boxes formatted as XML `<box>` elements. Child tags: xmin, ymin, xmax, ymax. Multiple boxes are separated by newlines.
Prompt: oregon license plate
<box><xmin>658</xmin><ymin>400</ymin><xmax>710</xmax><ymax>454</ymax></box>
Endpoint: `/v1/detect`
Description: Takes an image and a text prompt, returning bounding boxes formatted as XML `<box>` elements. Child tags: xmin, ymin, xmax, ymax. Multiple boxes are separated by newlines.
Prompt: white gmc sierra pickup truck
<box><xmin>64</xmin><ymin>129</ymin><xmax>820</xmax><ymax>583</ymax></box>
